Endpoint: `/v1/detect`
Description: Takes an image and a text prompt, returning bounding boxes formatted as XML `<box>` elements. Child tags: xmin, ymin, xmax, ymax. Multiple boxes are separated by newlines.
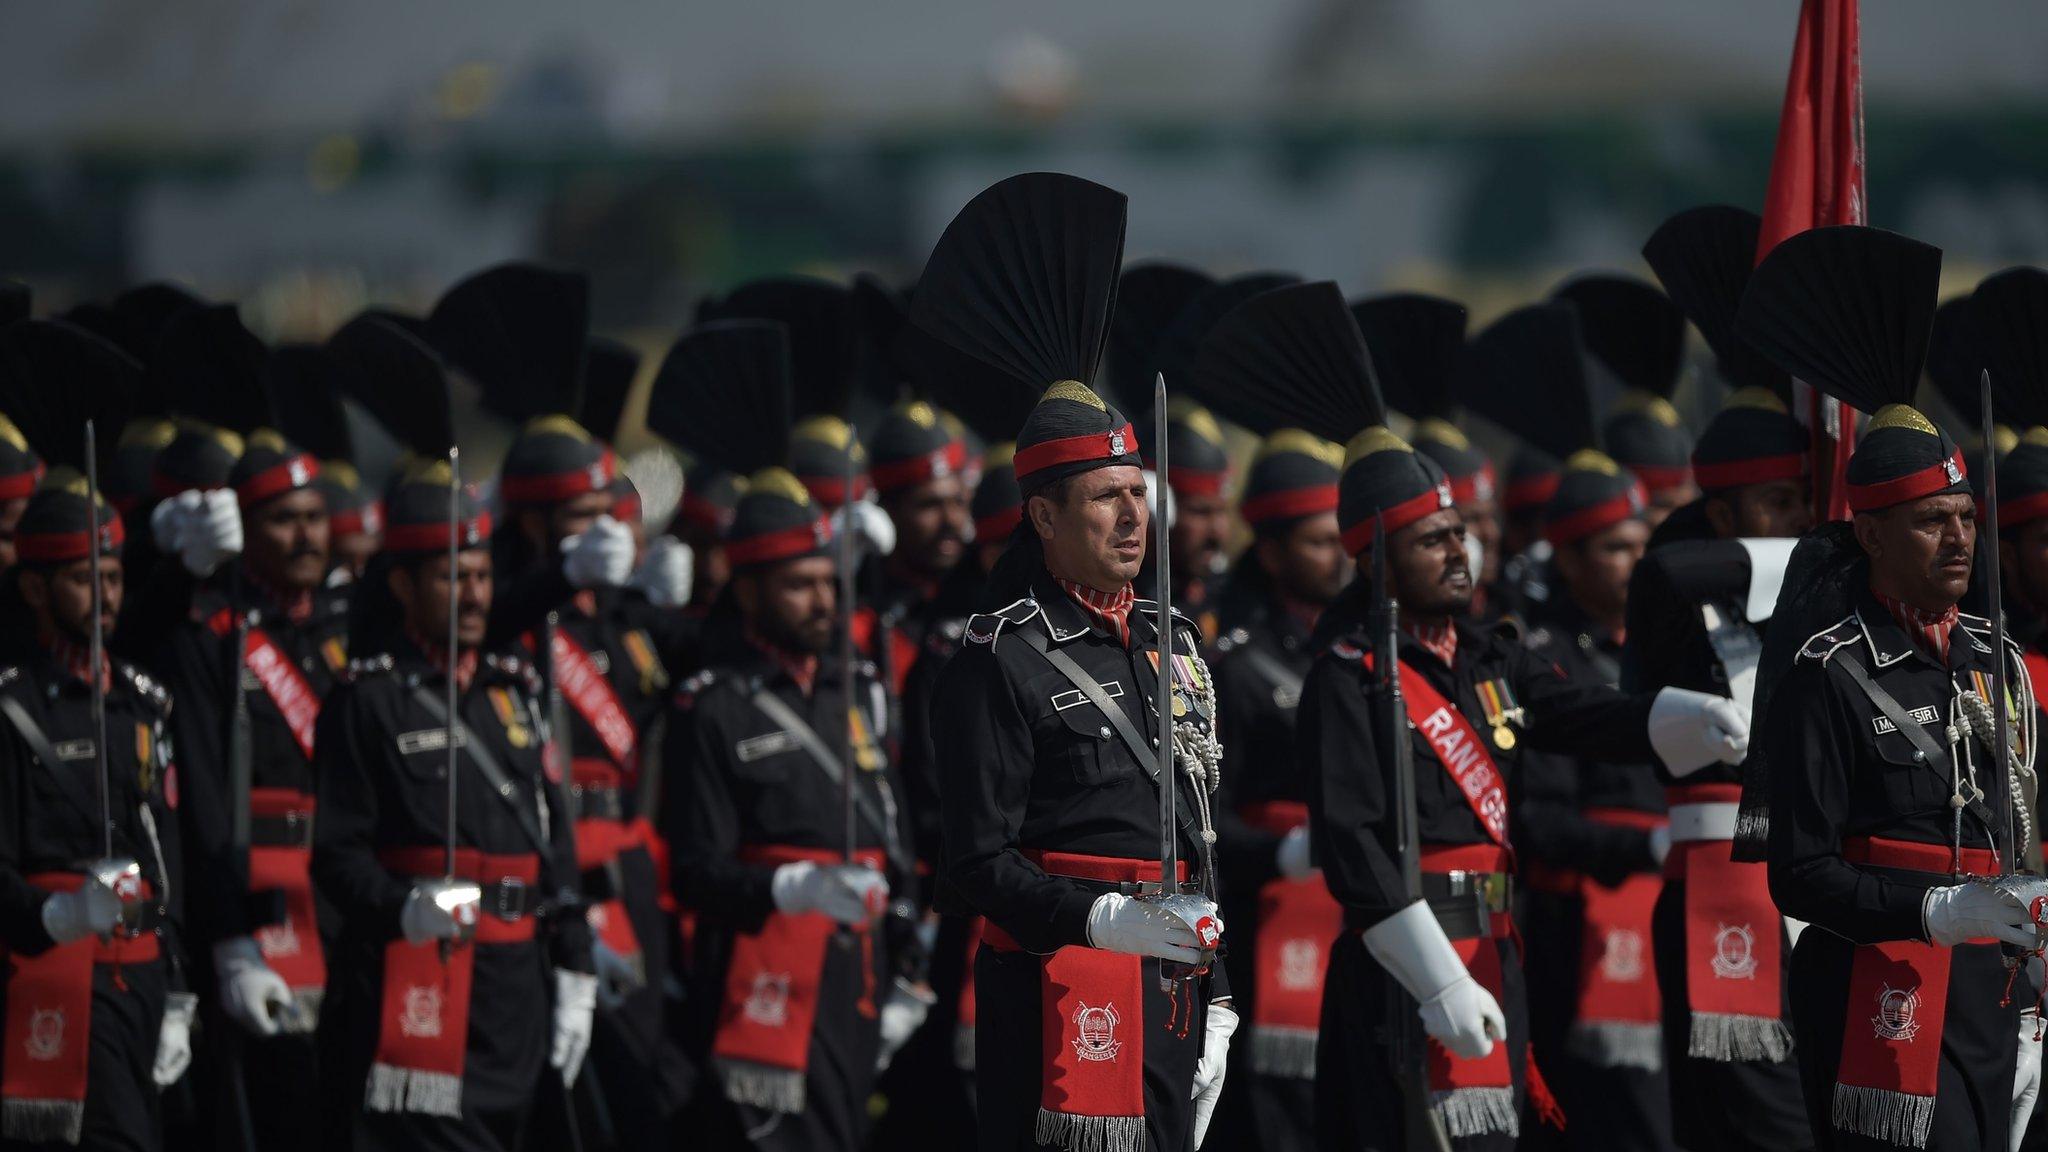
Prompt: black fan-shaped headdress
<box><xmin>646</xmin><ymin>321</ymin><xmax>793</xmax><ymax>479</ymax></box>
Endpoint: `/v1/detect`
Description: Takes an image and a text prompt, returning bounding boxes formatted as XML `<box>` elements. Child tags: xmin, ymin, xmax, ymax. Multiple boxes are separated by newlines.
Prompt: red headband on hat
<box><xmin>330</xmin><ymin>500</ymin><xmax>385</xmax><ymax>539</ymax></box>
<box><xmin>1690</xmin><ymin>452</ymin><xmax>1807</xmax><ymax>492</ymax></box>
<box><xmin>16</xmin><ymin>517</ymin><xmax>125</xmax><ymax>564</ymax></box>
<box><xmin>1503</xmin><ymin>472</ymin><xmax>1560</xmax><ymax>514</ymax></box>
<box><xmin>497</xmin><ymin>446</ymin><xmax>617</xmax><ymax>504</ymax></box>
<box><xmin>1165</xmin><ymin>464</ymin><xmax>1229</xmax><ymax>499</ymax></box>
<box><xmin>236</xmin><ymin>453</ymin><xmax>321</xmax><ymax>509</ymax></box>
<box><xmin>1240</xmin><ymin>484</ymin><xmax>1339</xmax><ymax>527</ymax></box>
<box><xmin>1626</xmin><ymin>462</ymin><xmax>1693</xmax><ymax>494</ymax></box>
<box><xmin>973</xmin><ymin>505</ymin><xmax>1023</xmax><ymax>542</ymax></box>
<box><xmin>725</xmin><ymin>516</ymin><xmax>832</xmax><ymax>568</ymax></box>
<box><xmin>1013</xmin><ymin>423</ymin><xmax>1138</xmax><ymax>485</ymax></box>
<box><xmin>0</xmin><ymin>461</ymin><xmax>44</xmax><ymax>502</ymax></box>
<box><xmin>870</xmin><ymin>440</ymin><xmax>967</xmax><ymax>496</ymax></box>
<box><xmin>1445</xmin><ymin>464</ymin><xmax>1497</xmax><ymax>506</ymax></box>
<box><xmin>1544</xmin><ymin>484</ymin><xmax>1647</xmax><ymax>546</ymax></box>
<box><xmin>382</xmin><ymin>511</ymin><xmax>494</xmax><ymax>554</ymax></box>
<box><xmin>1845</xmin><ymin>451</ymin><xmax>1966</xmax><ymax>514</ymax></box>
<box><xmin>1340</xmin><ymin>481</ymin><xmax>1455</xmax><ymax>557</ymax></box>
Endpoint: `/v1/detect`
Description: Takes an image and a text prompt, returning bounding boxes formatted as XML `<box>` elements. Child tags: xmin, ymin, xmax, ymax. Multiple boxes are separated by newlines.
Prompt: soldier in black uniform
<box><xmin>1212</xmin><ymin>282</ymin><xmax>1748</xmax><ymax>1152</ymax></box>
<box><xmin>1514</xmin><ymin>448</ymin><xmax>1676</xmax><ymax>1152</ymax></box>
<box><xmin>156</xmin><ymin>430</ymin><xmax>349</xmax><ymax>1150</ymax></box>
<box><xmin>673</xmin><ymin>463</ymin><xmax>740</xmax><ymax>615</ymax></box>
<box><xmin>919</xmin><ymin>174</ymin><xmax>1237</xmax><ymax>1152</ymax></box>
<box><xmin>1746</xmin><ymin>226</ymin><xmax>2043</xmax><ymax>1152</ymax></box>
<box><xmin>311</xmin><ymin>471</ymin><xmax>595</xmax><ymax>1152</ymax></box>
<box><xmin>0</xmin><ymin>476</ymin><xmax>191</xmax><ymax>1151</ymax></box>
<box><xmin>662</xmin><ymin>464</ymin><xmax>912</xmax><ymax>1152</ymax></box>
<box><xmin>1627</xmin><ymin>204</ymin><xmax>1817</xmax><ymax>1152</ymax></box>
<box><xmin>1203</xmin><ymin>422</ymin><xmax>1348</xmax><ymax>1152</ymax></box>
<box><xmin>1145</xmin><ymin>401</ymin><xmax>1234</xmax><ymax>642</ymax></box>
<box><xmin>857</xmin><ymin>400</ymin><xmax>971</xmax><ymax>703</ymax></box>
<box><xmin>0</xmin><ymin>412</ymin><xmax>44</xmax><ymax>575</ymax></box>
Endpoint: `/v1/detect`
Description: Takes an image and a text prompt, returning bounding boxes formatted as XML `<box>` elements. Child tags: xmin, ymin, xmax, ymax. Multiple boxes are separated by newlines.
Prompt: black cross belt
<box><xmin>250</xmin><ymin>811</ymin><xmax>314</xmax><ymax>849</ymax></box>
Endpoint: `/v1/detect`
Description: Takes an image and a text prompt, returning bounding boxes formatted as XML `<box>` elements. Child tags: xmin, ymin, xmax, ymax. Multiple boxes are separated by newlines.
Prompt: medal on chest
<box><xmin>1475</xmin><ymin>678</ymin><xmax>1523</xmax><ymax>750</ymax></box>
<box><xmin>487</xmin><ymin>686</ymin><xmax>533</xmax><ymax>749</ymax></box>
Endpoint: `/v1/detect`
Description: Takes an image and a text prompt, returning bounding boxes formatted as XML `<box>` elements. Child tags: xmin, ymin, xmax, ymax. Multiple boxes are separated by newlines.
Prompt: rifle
<box><xmin>1368</xmin><ymin>513</ymin><xmax>1454</xmax><ymax>1152</ymax></box>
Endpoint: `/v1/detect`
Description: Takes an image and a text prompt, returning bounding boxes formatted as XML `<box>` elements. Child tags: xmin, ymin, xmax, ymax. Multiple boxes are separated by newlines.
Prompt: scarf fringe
<box><xmin>1688</xmin><ymin>1011</ymin><xmax>1793</xmax><ymax>1064</ymax></box>
<box><xmin>2</xmin><ymin>1098</ymin><xmax>83</xmax><ymax>1145</ymax></box>
<box><xmin>1566</xmin><ymin>1020</ymin><xmax>1664</xmax><ymax>1071</ymax></box>
<box><xmin>1034</xmin><ymin>1108</ymin><xmax>1145</xmax><ymax>1152</ymax></box>
<box><xmin>953</xmin><ymin>1023</ymin><xmax>975</xmax><ymax>1072</ymax></box>
<box><xmin>1431</xmin><ymin>1085</ymin><xmax>1519</xmax><ymax>1139</ymax></box>
<box><xmin>717</xmin><ymin>1058</ymin><xmax>806</xmax><ymax>1115</ymax></box>
<box><xmin>1250</xmin><ymin>1025</ymin><xmax>1318</xmax><ymax>1079</ymax></box>
<box><xmin>364</xmin><ymin>1062</ymin><xmax>463</xmax><ymax>1118</ymax></box>
<box><xmin>1833</xmin><ymin>1082</ymin><xmax>1936</xmax><ymax>1149</ymax></box>
<box><xmin>1735</xmin><ymin>809</ymin><xmax>1771</xmax><ymax>845</ymax></box>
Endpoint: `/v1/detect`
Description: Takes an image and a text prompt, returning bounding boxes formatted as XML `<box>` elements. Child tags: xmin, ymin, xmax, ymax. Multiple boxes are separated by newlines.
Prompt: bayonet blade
<box><xmin>1154</xmin><ymin>374</ymin><xmax>1177</xmax><ymax>890</ymax></box>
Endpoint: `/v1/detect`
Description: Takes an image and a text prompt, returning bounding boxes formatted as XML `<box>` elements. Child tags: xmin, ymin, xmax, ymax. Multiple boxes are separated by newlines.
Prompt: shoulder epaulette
<box><xmin>116</xmin><ymin>663</ymin><xmax>170</xmax><ymax>712</ymax></box>
<box><xmin>0</xmin><ymin>667</ymin><xmax>18</xmax><ymax>691</ymax></box>
<box><xmin>674</xmin><ymin>669</ymin><xmax>719</xmax><ymax>709</ymax></box>
<box><xmin>1490</xmin><ymin>616</ymin><xmax>1526</xmax><ymax>645</ymax></box>
<box><xmin>965</xmin><ymin>597</ymin><xmax>1043</xmax><ymax>647</ymax></box>
<box><xmin>484</xmin><ymin>653</ymin><xmax>543</xmax><ymax>695</ymax></box>
<box><xmin>1797</xmin><ymin>615</ymin><xmax>1860</xmax><ymax>664</ymax></box>
<box><xmin>1330</xmin><ymin>638</ymin><xmax>1365</xmax><ymax>662</ymax></box>
<box><xmin>1523</xmin><ymin>626</ymin><xmax>1553</xmax><ymax>651</ymax></box>
<box><xmin>346</xmin><ymin>653</ymin><xmax>396</xmax><ymax>681</ymax></box>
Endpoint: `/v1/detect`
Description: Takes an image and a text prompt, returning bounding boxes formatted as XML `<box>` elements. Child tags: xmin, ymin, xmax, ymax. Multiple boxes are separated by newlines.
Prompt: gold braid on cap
<box><xmin>1563</xmin><ymin>448</ymin><xmax>1623</xmax><ymax>475</ymax></box>
<box><xmin>322</xmin><ymin>460</ymin><xmax>363</xmax><ymax>490</ymax></box>
<box><xmin>1612</xmin><ymin>389</ymin><xmax>1681</xmax><ymax>427</ymax></box>
<box><xmin>174</xmin><ymin>418</ymin><xmax>245</xmax><ymax>459</ymax></box>
<box><xmin>245</xmin><ymin>428</ymin><xmax>290</xmax><ymax>454</ymax></box>
<box><xmin>399</xmin><ymin>457</ymin><xmax>453</xmax><ymax>486</ymax></box>
<box><xmin>1723</xmin><ymin>387</ymin><xmax>1790</xmax><ymax>415</ymax></box>
<box><xmin>746</xmin><ymin>466</ymin><xmax>814</xmax><ymax>507</ymax></box>
<box><xmin>1412</xmin><ymin>417</ymin><xmax>1470</xmax><ymax>450</ymax></box>
<box><xmin>1165</xmin><ymin>398</ymin><xmax>1226</xmax><ymax>448</ymax></box>
<box><xmin>119</xmin><ymin>418</ymin><xmax>177</xmax><ymax>451</ymax></box>
<box><xmin>983</xmin><ymin>441</ymin><xmax>1018</xmax><ymax>469</ymax></box>
<box><xmin>2021</xmin><ymin>427</ymin><xmax>2048</xmax><ymax>450</ymax></box>
<box><xmin>1040</xmin><ymin>380</ymin><xmax>1107</xmax><ymax>411</ymax></box>
<box><xmin>792</xmin><ymin>415</ymin><xmax>867</xmax><ymax>463</ymax></box>
<box><xmin>897</xmin><ymin>400</ymin><xmax>939</xmax><ymax>429</ymax></box>
<box><xmin>1995</xmin><ymin>425</ymin><xmax>2020</xmax><ymax>455</ymax></box>
<box><xmin>523</xmin><ymin>414</ymin><xmax>593</xmax><ymax>441</ymax></box>
<box><xmin>1256</xmin><ymin>429</ymin><xmax>1343</xmax><ymax>468</ymax></box>
<box><xmin>1867</xmin><ymin>403</ymin><xmax>1940</xmax><ymax>436</ymax></box>
<box><xmin>1343</xmin><ymin>426</ymin><xmax>1415</xmax><ymax>469</ymax></box>
<box><xmin>0</xmin><ymin>414</ymin><xmax>26</xmax><ymax>453</ymax></box>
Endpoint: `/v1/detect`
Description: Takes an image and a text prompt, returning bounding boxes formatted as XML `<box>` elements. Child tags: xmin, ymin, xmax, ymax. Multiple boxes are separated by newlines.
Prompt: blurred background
<box><xmin>3</xmin><ymin>0</ymin><xmax>2047</xmax><ymax>456</ymax></box>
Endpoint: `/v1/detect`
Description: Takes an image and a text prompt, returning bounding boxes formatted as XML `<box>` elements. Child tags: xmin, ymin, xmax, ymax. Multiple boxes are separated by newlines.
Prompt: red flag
<box><xmin>1755</xmin><ymin>0</ymin><xmax>1865</xmax><ymax>522</ymax></box>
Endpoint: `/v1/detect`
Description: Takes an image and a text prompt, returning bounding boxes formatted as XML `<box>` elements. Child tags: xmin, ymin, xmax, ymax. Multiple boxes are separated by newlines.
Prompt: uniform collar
<box><xmin>1853</xmin><ymin>586</ymin><xmax>1990</xmax><ymax>670</ymax></box>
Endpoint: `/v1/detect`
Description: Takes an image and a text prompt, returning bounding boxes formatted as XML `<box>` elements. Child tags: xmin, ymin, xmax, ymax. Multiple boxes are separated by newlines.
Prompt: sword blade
<box><xmin>1154</xmin><ymin>374</ymin><xmax>1177</xmax><ymax>889</ymax></box>
<box><xmin>1981</xmin><ymin>369</ymin><xmax>2017</xmax><ymax>872</ymax></box>
<box><xmin>86</xmin><ymin>421</ymin><xmax>110</xmax><ymax>859</ymax></box>
<box><xmin>446</xmin><ymin>446</ymin><xmax>461</xmax><ymax>880</ymax></box>
<box><xmin>841</xmin><ymin>443</ymin><xmax>858</xmax><ymax>867</ymax></box>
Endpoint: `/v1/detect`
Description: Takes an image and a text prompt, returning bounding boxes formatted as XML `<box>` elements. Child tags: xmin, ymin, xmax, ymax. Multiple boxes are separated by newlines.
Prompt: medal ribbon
<box><xmin>1362</xmin><ymin>654</ymin><xmax>1511</xmax><ymax>847</ymax></box>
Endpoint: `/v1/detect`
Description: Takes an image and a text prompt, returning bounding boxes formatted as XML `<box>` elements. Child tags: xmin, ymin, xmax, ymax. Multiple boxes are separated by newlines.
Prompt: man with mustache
<box><xmin>312</xmin><ymin>466</ymin><xmax>595</xmax><ymax>1152</ymax></box>
<box><xmin>1147</xmin><ymin>400</ymin><xmax>1234</xmax><ymax>643</ymax></box>
<box><xmin>156</xmin><ymin>428</ymin><xmax>350</xmax><ymax>1150</ymax></box>
<box><xmin>851</xmin><ymin>400</ymin><xmax>971</xmax><ymax>704</ymax></box>
<box><xmin>1748</xmin><ymin>227</ymin><xmax>2042</xmax><ymax>1152</ymax></box>
<box><xmin>0</xmin><ymin>475</ymin><xmax>191</xmax><ymax>1150</ymax></box>
<box><xmin>662</xmin><ymin>466</ymin><xmax>912</xmax><ymax>1152</ymax></box>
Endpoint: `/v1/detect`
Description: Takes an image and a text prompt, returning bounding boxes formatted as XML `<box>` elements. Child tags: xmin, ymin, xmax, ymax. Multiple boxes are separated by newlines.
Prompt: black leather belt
<box><xmin>580</xmin><ymin>860</ymin><xmax>624</xmax><ymax>902</ymax></box>
<box><xmin>251</xmin><ymin>810</ymin><xmax>314</xmax><ymax>849</ymax></box>
<box><xmin>481</xmin><ymin>876</ymin><xmax>536</xmax><ymax>922</ymax></box>
<box><xmin>572</xmin><ymin>785</ymin><xmax>625</xmax><ymax>824</ymax></box>
<box><xmin>1423</xmin><ymin>869</ymin><xmax>1511</xmax><ymax>941</ymax></box>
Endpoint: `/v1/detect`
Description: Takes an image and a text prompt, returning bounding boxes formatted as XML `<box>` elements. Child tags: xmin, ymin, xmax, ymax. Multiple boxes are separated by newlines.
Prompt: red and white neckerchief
<box><xmin>44</xmin><ymin>636</ymin><xmax>108</xmax><ymax>694</ymax></box>
<box><xmin>744</xmin><ymin>630</ymin><xmax>819</xmax><ymax>697</ymax></box>
<box><xmin>1053</xmin><ymin>576</ymin><xmax>1135</xmax><ymax>644</ymax></box>
<box><xmin>1873</xmin><ymin>591</ymin><xmax>1958</xmax><ymax>664</ymax></box>
<box><xmin>407</xmin><ymin>630</ymin><xmax>479</xmax><ymax>692</ymax></box>
<box><xmin>243</xmin><ymin>569</ymin><xmax>313</xmax><ymax>626</ymax></box>
<box><xmin>1405</xmin><ymin>617</ymin><xmax>1458</xmax><ymax>667</ymax></box>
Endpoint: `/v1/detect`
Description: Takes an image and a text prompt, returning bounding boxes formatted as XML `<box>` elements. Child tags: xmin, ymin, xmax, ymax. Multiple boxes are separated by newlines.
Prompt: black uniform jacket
<box><xmin>1764</xmin><ymin>591</ymin><xmax>2031</xmax><ymax>945</ymax></box>
<box><xmin>1209</xmin><ymin>593</ymin><xmax>1317</xmax><ymax>893</ymax></box>
<box><xmin>1625</xmin><ymin>538</ymin><xmax>1769</xmax><ymax>791</ymax></box>
<box><xmin>157</xmin><ymin>578</ymin><xmax>350</xmax><ymax>945</ymax></box>
<box><xmin>1298</xmin><ymin>606</ymin><xmax>1658</xmax><ymax>933</ymax></box>
<box><xmin>0</xmin><ymin>651</ymin><xmax>182</xmax><ymax>960</ymax></box>
<box><xmin>932</xmin><ymin>572</ymin><xmax>1221</xmax><ymax>972</ymax></box>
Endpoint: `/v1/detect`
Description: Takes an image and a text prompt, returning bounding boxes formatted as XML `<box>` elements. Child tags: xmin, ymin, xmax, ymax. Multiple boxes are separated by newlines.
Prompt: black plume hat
<box><xmin>429</xmin><ymin>262</ymin><xmax>589</xmax><ymax>424</ymax></box>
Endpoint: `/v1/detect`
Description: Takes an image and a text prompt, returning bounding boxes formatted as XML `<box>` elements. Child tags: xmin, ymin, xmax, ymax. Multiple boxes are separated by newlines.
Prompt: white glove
<box><xmin>400</xmin><ymin>882</ymin><xmax>480</xmax><ymax>946</ymax></box>
<box><xmin>1648</xmin><ymin>826</ymin><xmax>1672</xmax><ymax>868</ymax></box>
<box><xmin>550</xmin><ymin>969</ymin><xmax>598</xmax><ymax>1087</ymax></box>
<box><xmin>153</xmin><ymin>992</ymin><xmax>198</xmax><ymax>1088</ymax></box>
<box><xmin>875</xmin><ymin>977</ymin><xmax>936</xmax><ymax>1074</ymax></box>
<box><xmin>590</xmin><ymin>936</ymin><xmax>644</xmax><ymax>1012</ymax></box>
<box><xmin>633</xmin><ymin>535</ymin><xmax>694</xmax><ymax>608</ymax></box>
<box><xmin>1923</xmin><ymin>883</ymin><xmax>2040</xmax><ymax>949</ymax></box>
<box><xmin>1648</xmin><ymin>687</ymin><xmax>1750</xmax><ymax>776</ymax></box>
<box><xmin>149</xmin><ymin>490</ymin><xmax>200</xmax><ymax>555</ymax></box>
<box><xmin>1276</xmin><ymin>826</ymin><xmax>1315</xmax><ymax>880</ymax></box>
<box><xmin>175</xmin><ymin>489</ymin><xmax>243</xmax><ymax>577</ymax></box>
<box><xmin>1363</xmin><ymin>900</ymin><xmax>1505</xmax><ymax>1060</ymax></box>
<box><xmin>1085</xmin><ymin>892</ymin><xmax>1211</xmax><ymax>964</ymax></box>
<box><xmin>769</xmin><ymin>861</ymin><xmax>890</xmax><ymax>926</ymax></box>
<box><xmin>830</xmin><ymin>498</ymin><xmax>896</xmax><ymax>558</ymax></box>
<box><xmin>214</xmin><ymin>936</ymin><xmax>295</xmax><ymax>1038</ymax></box>
<box><xmin>2016</xmin><ymin>1011</ymin><xmax>2043</xmax><ymax>1150</ymax></box>
<box><xmin>1190</xmin><ymin>1001</ymin><xmax>1239</xmax><ymax>1148</ymax></box>
<box><xmin>562</xmin><ymin>514</ymin><xmax>635</xmax><ymax>589</ymax></box>
<box><xmin>41</xmin><ymin>877</ymin><xmax>124</xmax><ymax>944</ymax></box>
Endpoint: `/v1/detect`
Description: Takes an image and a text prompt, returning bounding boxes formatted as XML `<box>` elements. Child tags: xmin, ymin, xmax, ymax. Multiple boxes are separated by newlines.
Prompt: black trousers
<box><xmin>973</xmin><ymin>943</ymin><xmax>1207</xmax><ymax>1152</ymax></box>
<box><xmin>866</xmin><ymin>914</ymin><xmax>977</xmax><ymax>1151</ymax></box>
<box><xmin>1789</xmin><ymin>930</ymin><xmax>2022</xmax><ymax>1152</ymax></box>
<box><xmin>0</xmin><ymin>958</ymin><xmax>167</xmax><ymax>1152</ymax></box>
<box><xmin>1314</xmin><ymin>932</ymin><xmax>1527</xmax><ymax>1152</ymax></box>
<box><xmin>1651</xmin><ymin>879</ymin><xmax>1812</xmax><ymax>1152</ymax></box>
<box><xmin>579</xmin><ymin>846</ymin><xmax>692</xmax><ymax>1152</ymax></box>
<box><xmin>1207</xmin><ymin>894</ymin><xmax>1315</xmax><ymax>1152</ymax></box>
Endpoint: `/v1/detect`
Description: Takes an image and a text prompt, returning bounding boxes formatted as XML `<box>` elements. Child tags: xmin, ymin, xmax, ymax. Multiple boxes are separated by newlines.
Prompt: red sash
<box><xmin>1240</xmin><ymin>801</ymin><xmax>1342</xmax><ymax>1080</ymax></box>
<box><xmin>365</xmin><ymin>848</ymin><xmax>539</xmax><ymax>1118</ymax></box>
<box><xmin>1566</xmin><ymin>809</ymin><xmax>1665</xmax><ymax>1070</ymax></box>
<box><xmin>1362</xmin><ymin>654</ymin><xmax>1509</xmax><ymax>846</ymax></box>
<box><xmin>1415</xmin><ymin>845</ymin><xmax>1518</xmax><ymax>1137</ymax></box>
<box><xmin>1</xmin><ymin>873</ymin><xmax>159</xmax><ymax>1145</ymax></box>
<box><xmin>208</xmin><ymin>611</ymin><xmax>323</xmax><ymax>762</ymax></box>
<box><xmin>981</xmin><ymin>851</ymin><xmax>1192</xmax><ymax>1152</ymax></box>
<box><xmin>1833</xmin><ymin>836</ymin><xmax>1999</xmax><ymax>1149</ymax></box>
<box><xmin>248</xmin><ymin>788</ymin><xmax>326</xmax><ymax>1015</ymax></box>
<box><xmin>1664</xmin><ymin>783</ymin><xmax>1790</xmax><ymax>1063</ymax></box>
<box><xmin>550</xmin><ymin>629</ymin><xmax>638</xmax><ymax>772</ymax></box>
<box><xmin>571</xmin><ymin>759</ymin><xmax>645</xmax><ymax>981</ymax></box>
<box><xmin>712</xmin><ymin>845</ymin><xmax>884</xmax><ymax>1115</ymax></box>
<box><xmin>955</xmin><ymin>916</ymin><xmax>984</xmax><ymax>1072</ymax></box>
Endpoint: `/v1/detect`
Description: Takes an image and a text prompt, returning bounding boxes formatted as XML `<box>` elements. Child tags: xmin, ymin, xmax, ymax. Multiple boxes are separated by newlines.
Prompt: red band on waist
<box><xmin>1841</xmin><ymin>835</ymin><xmax>1998</xmax><ymax>877</ymax></box>
<box><xmin>1420</xmin><ymin>844</ymin><xmax>1510</xmax><ymax>875</ymax></box>
<box><xmin>1665</xmin><ymin>782</ymin><xmax>1743</xmax><ymax>807</ymax></box>
<box><xmin>377</xmin><ymin>847</ymin><xmax>542</xmax><ymax>944</ymax></box>
<box><xmin>1584</xmin><ymin>807</ymin><xmax>1668</xmax><ymax>832</ymax></box>
<box><xmin>1237</xmin><ymin>801</ymin><xmax>1310</xmax><ymax>836</ymax></box>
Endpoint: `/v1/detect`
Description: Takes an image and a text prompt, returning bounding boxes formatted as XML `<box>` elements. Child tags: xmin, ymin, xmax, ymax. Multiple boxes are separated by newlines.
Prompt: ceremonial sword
<box><xmin>421</xmin><ymin>448</ymin><xmax>481</xmax><ymax>939</ymax></box>
<box><xmin>82</xmin><ymin>421</ymin><xmax>144</xmax><ymax>926</ymax></box>
<box><xmin>1981</xmin><ymin>370</ymin><xmax>2019</xmax><ymax>874</ymax></box>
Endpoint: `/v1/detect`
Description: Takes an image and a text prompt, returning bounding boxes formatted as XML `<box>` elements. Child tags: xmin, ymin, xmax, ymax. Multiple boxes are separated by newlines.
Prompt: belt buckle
<box><xmin>1481</xmin><ymin>871</ymin><xmax>1510</xmax><ymax>916</ymax></box>
<box><xmin>493</xmin><ymin>876</ymin><xmax>526</xmax><ymax>922</ymax></box>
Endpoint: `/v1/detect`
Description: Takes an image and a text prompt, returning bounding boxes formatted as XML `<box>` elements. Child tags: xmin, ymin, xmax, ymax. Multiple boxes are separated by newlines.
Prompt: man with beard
<box><xmin>1747</xmin><ymin>226</ymin><xmax>2042</xmax><ymax>1152</ymax></box>
<box><xmin>157</xmin><ymin>430</ymin><xmax>350</xmax><ymax>1150</ymax></box>
<box><xmin>312</xmin><ymin>467</ymin><xmax>595</xmax><ymax>1152</ymax></box>
<box><xmin>921</xmin><ymin>174</ymin><xmax>1236</xmax><ymax>1152</ymax></box>
<box><xmin>1514</xmin><ymin>450</ymin><xmax>1677</xmax><ymax>1152</ymax></box>
<box><xmin>1624</xmin><ymin>204</ymin><xmax>1816</xmax><ymax>1152</ymax></box>
<box><xmin>0</xmin><ymin>473</ymin><xmax>192</xmax><ymax>1151</ymax></box>
<box><xmin>854</xmin><ymin>400</ymin><xmax>970</xmax><ymax>702</ymax></box>
<box><xmin>1204</xmin><ymin>427</ymin><xmax>1349</xmax><ymax>1152</ymax></box>
<box><xmin>1214</xmin><ymin>283</ymin><xmax>1751</xmax><ymax>1152</ymax></box>
<box><xmin>673</xmin><ymin>463</ymin><xmax>740</xmax><ymax>615</ymax></box>
<box><xmin>663</xmin><ymin>465</ymin><xmax>911</xmax><ymax>1152</ymax></box>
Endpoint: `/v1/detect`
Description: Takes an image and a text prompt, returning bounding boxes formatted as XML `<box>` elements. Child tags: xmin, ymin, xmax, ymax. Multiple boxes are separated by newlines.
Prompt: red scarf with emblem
<box><xmin>1566</xmin><ymin>809</ymin><xmax>1666</xmax><ymax>1071</ymax></box>
<box><xmin>1665</xmin><ymin>782</ymin><xmax>1791</xmax><ymax>1064</ymax></box>
<box><xmin>1239</xmin><ymin>801</ymin><xmax>1342</xmax><ymax>1080</ymax></box>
